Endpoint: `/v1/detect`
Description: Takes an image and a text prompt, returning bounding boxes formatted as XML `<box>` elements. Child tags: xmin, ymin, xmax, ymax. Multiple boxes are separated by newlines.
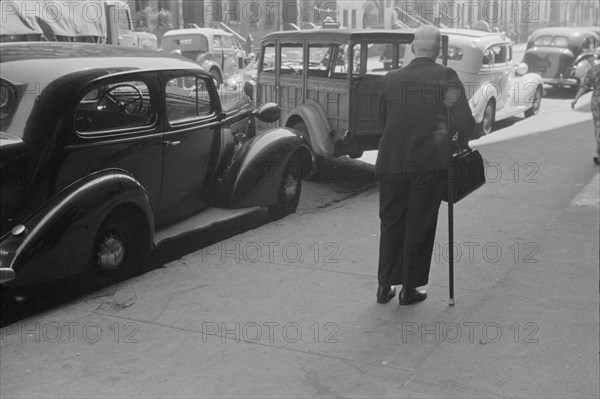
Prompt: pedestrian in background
<box><xmin>571</xmin><ymin>47</ymin><xmax>600</xmax><ymax>165</ymax></box>
<box><xmin>375</xmin><ymin>26</ymin><xmax>475</xmax><ymax>305</ymax></box>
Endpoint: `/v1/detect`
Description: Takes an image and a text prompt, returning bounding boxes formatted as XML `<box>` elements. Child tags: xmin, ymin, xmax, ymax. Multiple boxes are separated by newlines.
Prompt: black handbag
<box><xmin>441</xmin><ymin>140</ymin><xmax>486</xmax><ymax>203</ymax></box>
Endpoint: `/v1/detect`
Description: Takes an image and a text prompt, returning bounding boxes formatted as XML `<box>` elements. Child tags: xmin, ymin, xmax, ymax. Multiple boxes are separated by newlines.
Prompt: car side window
<box><xmin>581</xmin><ymin>36</ymin><xmax>596</xmax><ymax>52</ymax></box>
<box><xmin>280</xmin><ymin>44</ymin><xmax>303</xmax><ymax>75</ymax></box>
<box><xmin>260</xmin><ymin>44</ymin><xmax>276</xmax><ymax>73</ymax></box>
<box><xmin>482</xmin><ymin>49</ymin><xmax>494</xmax><ymax>65</ymax></box>
<box><xmin>308</xmin><ymin>45</ymin><xmax>332</xmax><ymax>77</ymax></box>
<box><xmin>213</xmin><ymin>35</ymin><xmax>222</xmax><ymax>49</ymax></box>
<box><xmin>75</xmin><ymin>80</ymin><xmax>156</xmax><ymax>134</ymax></box>
<box><xmin>331</xmin><ymin>44</ymin><xmax>349</xmax><ymax>77</ymax></box>
<box><xmin>165</xmin><ymin>75</ymin><xmax>214</xmax><ymax>124</ymax></box>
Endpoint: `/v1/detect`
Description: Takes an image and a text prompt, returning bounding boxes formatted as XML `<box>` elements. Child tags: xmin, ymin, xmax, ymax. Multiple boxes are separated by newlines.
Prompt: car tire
<box><xmin>525</xmin><ymin>85</ymin><xmax>542</xmax><ymax>118</ymax></box>
<box><xmin>268</xmin><ymin>154</ymin><xmax>302</xmax><ymax>220</ymax></box>
<box><xmin>476</xmin><ymin>100</ymin><xmax>495</xmax><ymax>137</ymax></box>
<box><xmin>87</xmin><ymin>208</ymin><xmax>146</xmax><ymax>286</ymax></box>
<box><xmin>291</xmin><ymin>120</ymin><xmax>324</xmax><ymax>181</ymax></box>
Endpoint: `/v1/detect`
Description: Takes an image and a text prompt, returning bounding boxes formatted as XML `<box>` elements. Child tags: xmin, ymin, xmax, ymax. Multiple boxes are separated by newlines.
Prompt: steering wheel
<box><xmin>98</xmin><ymin>84</ymin><xmax>144</xmax><ymax>114</ymax></box>
<box><xmin>282</xmin><ymin>63</ymin><xmax>300</xmax><ymax>75</ymax></box>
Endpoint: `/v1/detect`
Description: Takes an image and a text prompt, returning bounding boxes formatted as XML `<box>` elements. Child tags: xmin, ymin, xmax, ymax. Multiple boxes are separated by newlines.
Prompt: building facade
<box><xmin>132</xmin><ymin>0</ymin><xmax>599</xmax><ymax>47</ymax></box>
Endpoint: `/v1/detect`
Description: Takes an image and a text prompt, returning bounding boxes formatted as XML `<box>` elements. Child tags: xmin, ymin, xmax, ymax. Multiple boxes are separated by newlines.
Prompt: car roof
<box><xmin>528</xmin><ymin>27</ymin><xmax>599</xmax><ymax>40</ymax></box>
<box><xmin>441</xmin><ymin>28</ymin><xmax>511</xmax><ymax>47</ymax></box>
<box><xmin>164</xmin><ymin>28</ymin><xmax>233</xmax><ymax>38</ymax></box>
<box><xmin>261</xmin><ymin>28</ymin><xmax>416</xmax><ymax>43</ymax></box>
<box><xmin>0</xmin><ymin>42</ymin><xmax>209</xmax><ymax>84</ymax></box>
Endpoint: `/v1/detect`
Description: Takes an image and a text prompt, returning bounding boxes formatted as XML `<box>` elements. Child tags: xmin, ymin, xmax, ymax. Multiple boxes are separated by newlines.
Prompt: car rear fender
<box><xmin>285</xmin><ymin>100</ymin><xmax>335</xmax><ymax>158</ymax></box>
<box><xmin>517</xmin><ymin>73</ymin><xmax>544</xmax><ymax>103</ymax></box>
<box><xmin>0</xmin><ymin>169</ymin><xmax>154</xmax><ymax>286</ymax></box>
<box><xmin>571</xmin><ymin>54</ymin><xmax>594</xmax><ymax>81</ymax></box>
<box><xmin>221</xmin><ymin>128</ymin><xmax>312</xmax><ymax>208</ymax></box>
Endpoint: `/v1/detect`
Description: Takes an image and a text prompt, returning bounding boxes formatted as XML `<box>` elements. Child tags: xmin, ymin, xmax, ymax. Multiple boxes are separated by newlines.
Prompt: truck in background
<box><xmin>0</xmin><ymin>0</ymin><xmax>157</xmax><ymax>50</ymax></box>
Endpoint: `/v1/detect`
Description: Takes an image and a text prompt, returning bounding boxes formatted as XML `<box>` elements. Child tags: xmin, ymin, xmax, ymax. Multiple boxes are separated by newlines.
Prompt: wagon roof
<box><xmin>441</xmin><ymin>29</ymin><xmax>511</xmax><ymax>47</ymax></box>
<box><xmin>261</xmin><ymin>28</ymin><xmax>416</xmax><ymax>43</ymax></box>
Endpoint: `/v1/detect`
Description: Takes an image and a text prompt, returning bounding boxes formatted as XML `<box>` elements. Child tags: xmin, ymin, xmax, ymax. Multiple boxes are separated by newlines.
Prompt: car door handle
<box><xmin>164</xmin><ymin>140</ymin><xmax>181</xmax><ymax>146</ymax></box>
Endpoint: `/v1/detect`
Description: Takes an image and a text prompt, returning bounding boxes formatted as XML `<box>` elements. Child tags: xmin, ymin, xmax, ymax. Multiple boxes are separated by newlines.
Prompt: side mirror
<box><xmin>255</xmin><ymin>103</ymin><xmax>281</xmax><ymax>123</ymax></box>
<box><xmin>516</xmin><ymin>62</ymin><xmax>528</xmax><ymax>75</ymax></box>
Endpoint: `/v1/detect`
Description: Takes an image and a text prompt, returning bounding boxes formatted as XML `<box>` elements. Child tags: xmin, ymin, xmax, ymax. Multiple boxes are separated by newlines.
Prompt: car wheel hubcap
<box><xmin>283</xmin><ymin>174</ymin><xmax>298</xmax><ymax>201</ymax></box>
<box><xmin>484</xmin><ymin>105</ymin><xmax>493</xmax><ymax>133</ymax></box>
<box><xmin>533</xmin><ymin>90</ymin><xmax>541</xmax><ymax>112</ymax></box>
<box><xmin>98</xmin><ymin>235</ymin><xmax>125</xmax><ymax>272</ymax></box>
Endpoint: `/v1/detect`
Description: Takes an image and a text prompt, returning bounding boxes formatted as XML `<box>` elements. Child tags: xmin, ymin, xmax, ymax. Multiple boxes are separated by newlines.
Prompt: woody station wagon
<box><xmin>0</xmin><ymin>43</ymin><xmax>312</xmax><ymax>287</ymax></box>
<box><xmin>256</xmin><ymin>29</ymin><xmax>418</xmax><ymax>166</ymax></box>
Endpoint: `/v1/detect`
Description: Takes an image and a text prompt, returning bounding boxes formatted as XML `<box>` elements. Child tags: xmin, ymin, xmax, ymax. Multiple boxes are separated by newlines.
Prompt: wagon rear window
<box><xmin>75</xmin><ymin>80</ymin><xmax>156</xmax><ymax>134</ymax></box>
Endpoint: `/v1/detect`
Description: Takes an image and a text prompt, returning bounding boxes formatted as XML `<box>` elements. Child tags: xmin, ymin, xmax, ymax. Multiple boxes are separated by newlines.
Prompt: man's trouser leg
<box><xmin>378</xmin><ymin>174</ymin><xmax>408</xmax><ymax>286</ymax></box>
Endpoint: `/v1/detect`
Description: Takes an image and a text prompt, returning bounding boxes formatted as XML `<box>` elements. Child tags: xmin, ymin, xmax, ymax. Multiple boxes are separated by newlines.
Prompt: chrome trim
<box><xmin>0</xmin><ymin>268</ymin><xmax>15</xmax><ymax>284</ymax></box>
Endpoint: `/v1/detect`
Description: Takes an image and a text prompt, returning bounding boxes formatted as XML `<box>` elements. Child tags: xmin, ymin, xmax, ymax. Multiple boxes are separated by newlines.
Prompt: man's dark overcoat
<box><xmin>376</xmin><ymin>57</ymin><xmax>475</xmax><ymax>287</ymax></box>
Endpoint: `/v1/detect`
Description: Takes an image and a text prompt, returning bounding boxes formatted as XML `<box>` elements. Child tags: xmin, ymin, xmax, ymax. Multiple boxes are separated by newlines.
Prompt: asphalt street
<box><xmin>0</xmin><ymin>88</ymin><xmax>598</xmax><ymax>398</ymax></box>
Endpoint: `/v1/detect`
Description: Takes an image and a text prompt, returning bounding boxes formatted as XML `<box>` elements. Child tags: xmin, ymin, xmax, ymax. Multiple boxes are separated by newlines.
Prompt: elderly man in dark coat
<box><xmin>376</xmin><ymin>26</ymin><xmax>475</xmax><ymax>305</ymax></box>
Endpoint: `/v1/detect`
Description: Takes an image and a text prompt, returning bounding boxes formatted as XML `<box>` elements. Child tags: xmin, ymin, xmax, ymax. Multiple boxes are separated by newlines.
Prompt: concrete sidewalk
<box><xmin>1</xmin><ymin>120</ymin><xmax>599</xmax><ymax>397</ymax></box>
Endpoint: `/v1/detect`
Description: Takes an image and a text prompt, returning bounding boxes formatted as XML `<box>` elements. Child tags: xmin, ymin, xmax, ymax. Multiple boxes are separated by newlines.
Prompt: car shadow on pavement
<box><xmin>1</xmin><ymin>158</ymin><xmax>377</xmax><ymax>327</ymax></box>
<box><xmin>543</xmin><ymin>85</ymin><xmax>578</xmax><ymax>100</ymax></box>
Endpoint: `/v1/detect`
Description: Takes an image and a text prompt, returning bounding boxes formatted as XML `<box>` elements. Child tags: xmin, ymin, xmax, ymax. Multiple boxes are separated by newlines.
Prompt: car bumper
<box><xmin>543</xmin><ymin>76</ymin><xmax>579</xmax><ymax>86</ymax></box>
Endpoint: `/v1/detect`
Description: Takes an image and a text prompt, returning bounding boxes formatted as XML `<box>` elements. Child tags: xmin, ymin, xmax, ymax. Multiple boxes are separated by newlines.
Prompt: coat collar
<box><xmin>409</xmin><ymin>57</ymin><xmax>437</xmax><ymax>66</ymax></box>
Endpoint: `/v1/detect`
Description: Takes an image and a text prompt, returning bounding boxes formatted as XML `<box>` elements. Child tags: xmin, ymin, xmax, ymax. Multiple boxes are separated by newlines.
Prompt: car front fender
<box><xmin>0</xmin><ymin>170</ymin><xmax>154</xmax><ymax>286</ymax></box>
<box><xmin>285</xmin><ymin>100</ymin><xmax>335</xmax><ymax>158</ymax></box>
<box><xmin>221</xmin><ymin>128</ymin><xmax>312</xmax><ymax>209</ymax></box>
<box><xmin>199</xmin><ymin>59</ymin><xmax>223</xmax><ymax>77</ymax></box>
<box><xmin>470</xmin><ymin>83</ymin><xmax>499</xmax><ymax>123</ymax></box>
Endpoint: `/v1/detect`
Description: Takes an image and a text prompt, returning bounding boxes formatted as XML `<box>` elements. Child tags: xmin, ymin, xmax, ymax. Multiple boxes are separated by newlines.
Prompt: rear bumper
<box><xmin>543</xmin><ymin>76</ymin><xmax>578</xmax><ymax>86</ymax></box>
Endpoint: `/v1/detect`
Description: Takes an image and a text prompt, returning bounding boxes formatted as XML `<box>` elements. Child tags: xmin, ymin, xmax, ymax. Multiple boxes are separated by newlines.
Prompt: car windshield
<box><xmin>0</xmin><ymin>80</ymin><xmax>25</xmax><ymax>137</ymax></box>
<box><xmin>0</xmin><ymin>81</ymin><xmax>15</xmax><ymax>124</ymax></box>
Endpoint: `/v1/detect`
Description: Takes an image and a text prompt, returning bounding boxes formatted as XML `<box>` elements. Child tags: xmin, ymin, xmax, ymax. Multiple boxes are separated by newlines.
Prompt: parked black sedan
<box><xmin>523</xmin><ymin>27</ymin><xmax>599</xmax><ymax>89</ymax></box>
<box><xmin>0</xmin><ymin>43</ymin><xmax>312</xmax><ymax>287</ymax></box>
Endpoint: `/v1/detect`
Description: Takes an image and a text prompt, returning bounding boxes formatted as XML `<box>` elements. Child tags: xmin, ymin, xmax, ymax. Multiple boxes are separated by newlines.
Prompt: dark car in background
<box><xmin>0</xmin><ymin>43</ymin><xmax>312</xmax><ymax>287</ymax></box>
<box><xmin>523</xmin><ymin>27</ymin><xmax>599</xmax><ymax>89</ymax></box>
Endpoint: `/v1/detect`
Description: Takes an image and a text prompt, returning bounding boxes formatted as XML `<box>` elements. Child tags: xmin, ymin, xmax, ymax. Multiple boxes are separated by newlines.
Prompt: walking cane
<box><xmin>445</xmin><ymin>94</ymin><xmax>455</xmax><ymax>306</ymax></box>
<box><xmin>441</xmin><ymin>36</ymin><xmax>456</xmax><ymax>306</ymax></box>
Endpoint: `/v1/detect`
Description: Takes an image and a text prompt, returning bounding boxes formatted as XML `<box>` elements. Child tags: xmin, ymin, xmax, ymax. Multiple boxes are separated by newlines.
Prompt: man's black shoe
<box><xmin>376</xmin><ymin>286</ymin><xmax>396</xmax><ymax>304</ymax></box>
<box><xmin>399</xmin><ymin>287</ymin><xmax>427</xmax><ymax>305</ymax></box>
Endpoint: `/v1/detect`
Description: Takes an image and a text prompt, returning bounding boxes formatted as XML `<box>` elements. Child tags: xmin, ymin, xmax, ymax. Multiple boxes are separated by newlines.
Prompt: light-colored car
<box><xmin>161</xmin><ymin>27</ymin><xmax>246</xmax><ymax>86</ymax></box>
<box><xmin>406</xmin><ymin>29</ymin><xmax>544</xmax><ymax>136</ymax></box>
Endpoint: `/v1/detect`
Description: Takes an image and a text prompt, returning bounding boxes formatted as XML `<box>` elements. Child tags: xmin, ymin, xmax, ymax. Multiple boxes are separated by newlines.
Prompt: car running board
<box><xmin>154</xmin><ymin>206</ymin><xmax>261</xmax><ymax>247</ymax></box>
